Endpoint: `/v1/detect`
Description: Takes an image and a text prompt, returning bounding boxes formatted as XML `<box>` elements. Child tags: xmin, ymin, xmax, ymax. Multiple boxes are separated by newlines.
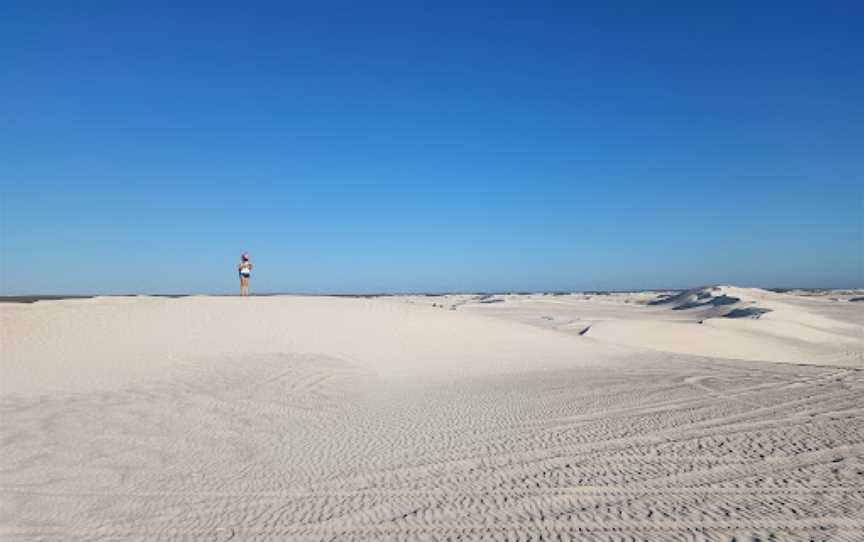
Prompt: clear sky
<box><xmin>1</xmin><ymin>1</ymin><xmax>861</xmax><ymax>294</ymax></box>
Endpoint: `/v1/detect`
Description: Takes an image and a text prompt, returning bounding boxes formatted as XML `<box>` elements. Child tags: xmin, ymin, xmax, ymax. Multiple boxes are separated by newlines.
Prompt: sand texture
<box><xmin>1</xmin><ymin>287</ymin><xmax>862</xmax><ymax>540</ymax></box>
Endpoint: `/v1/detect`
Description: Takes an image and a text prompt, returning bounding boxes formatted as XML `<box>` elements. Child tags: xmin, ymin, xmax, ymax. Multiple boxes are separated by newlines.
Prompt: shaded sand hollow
<box><xmin>1</xmin><ymin>286</ymin><xmax>862</xmax><ymax>540</ymax></box>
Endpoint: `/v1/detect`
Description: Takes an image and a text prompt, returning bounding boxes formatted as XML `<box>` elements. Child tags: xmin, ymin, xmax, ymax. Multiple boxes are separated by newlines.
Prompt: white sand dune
<box><xmin>448</xmin><ymin>285</ymin><xmax>863</xmax><ymax>367</ymax></box>
<box><xmin>1</xmin><ymin>288</ymin><xmax>862</xmax><ymax>540</ymax></box>
<box><xmin>0</xmin><ymin>296</ymin><xmax>623</xmax><ymax>396</ymax></box>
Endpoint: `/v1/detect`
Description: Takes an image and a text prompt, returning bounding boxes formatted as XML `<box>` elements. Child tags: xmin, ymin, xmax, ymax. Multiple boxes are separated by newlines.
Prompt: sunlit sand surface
<box><xmin>2</xmin><ymin>287</ymin><xmax>862</xmax><ymax>539</ymax></box>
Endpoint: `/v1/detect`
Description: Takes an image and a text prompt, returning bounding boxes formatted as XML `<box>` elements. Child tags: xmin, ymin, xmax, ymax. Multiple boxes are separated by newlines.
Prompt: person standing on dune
<box><xmin>238</xmin><ymin>253</ymin><xmax>253</xmax><ymax>296</ymax></box>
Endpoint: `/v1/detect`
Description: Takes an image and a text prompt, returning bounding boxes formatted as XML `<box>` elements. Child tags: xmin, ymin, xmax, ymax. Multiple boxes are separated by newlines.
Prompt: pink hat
<box><xmin>241</xmin><ymin>253</ymin><xmax>249</xmax><ymax>261</ymax></box>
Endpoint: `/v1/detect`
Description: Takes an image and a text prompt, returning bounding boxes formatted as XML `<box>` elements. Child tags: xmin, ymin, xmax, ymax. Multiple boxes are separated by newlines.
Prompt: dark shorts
<box><xmin>240</xmin><ymin>273</ymin><xmax>250</xmax><ymax>279</ymax></box>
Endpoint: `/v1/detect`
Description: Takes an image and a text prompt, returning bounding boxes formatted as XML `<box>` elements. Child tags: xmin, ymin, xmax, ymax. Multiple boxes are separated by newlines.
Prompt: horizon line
<box><xmin>2</xmin><ymin>285</ymin><xmax>863</xmax><ymax>303</ymax></box>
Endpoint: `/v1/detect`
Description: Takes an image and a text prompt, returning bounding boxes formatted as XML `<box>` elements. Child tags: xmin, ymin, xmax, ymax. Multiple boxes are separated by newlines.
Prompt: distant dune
<box><xmin>1</xmin><ymin>287</ymin><xmax>862</xmax><ymax>539</ymax></box>
<box><xmin>425</xmin><ymin>285</ymin><xmax>863</xmax><ymax>367</ymax></box>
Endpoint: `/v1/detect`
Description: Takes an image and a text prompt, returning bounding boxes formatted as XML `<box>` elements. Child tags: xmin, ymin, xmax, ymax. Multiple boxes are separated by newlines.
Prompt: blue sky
<box><xmin>1</xmin><ymin>1</ymin><xmax>861</xmax><ymax>294</ymax></box>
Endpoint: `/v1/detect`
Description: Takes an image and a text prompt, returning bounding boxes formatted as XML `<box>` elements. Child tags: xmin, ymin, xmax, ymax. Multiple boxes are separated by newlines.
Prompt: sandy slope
<box><xmin>1</xmin><ymin>289</ymin><xmax>862</xmax><ymax>540</ymax></box>
<box><xmin>437</xmin><ymin>285</ymin><xmax>863</xmax><ymax>367</ymax></box>
<box><xmin>0</xmin><ymin>296</ymin><xmax>622</xmax><ymax>396</ymax></box>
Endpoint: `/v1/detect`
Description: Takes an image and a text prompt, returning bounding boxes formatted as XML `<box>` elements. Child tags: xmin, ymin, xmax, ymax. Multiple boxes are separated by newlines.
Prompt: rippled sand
<box><xmin>1</xmin><ymin>289</ymin><xmax>862</xmax><ymax>540</ymax></box>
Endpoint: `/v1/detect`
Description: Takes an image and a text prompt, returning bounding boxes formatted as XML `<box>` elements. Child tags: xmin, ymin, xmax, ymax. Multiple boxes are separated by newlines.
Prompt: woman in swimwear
<box><xmin>238</xmin><ymin>253</ymin><xmax>253</xmax><ymax>296</ymax></box>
